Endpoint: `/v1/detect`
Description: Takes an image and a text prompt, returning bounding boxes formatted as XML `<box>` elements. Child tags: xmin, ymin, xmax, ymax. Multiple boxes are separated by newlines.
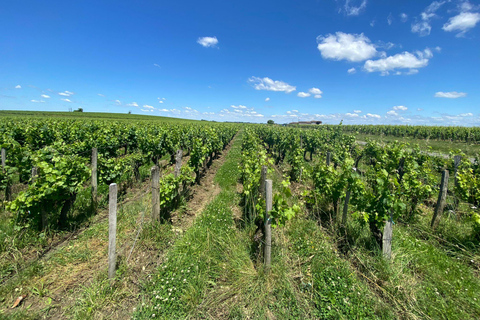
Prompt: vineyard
<box><xmin>1</xmin><ymin>112</ymin><xmax>480</xmax><ymax>319</ymax></box>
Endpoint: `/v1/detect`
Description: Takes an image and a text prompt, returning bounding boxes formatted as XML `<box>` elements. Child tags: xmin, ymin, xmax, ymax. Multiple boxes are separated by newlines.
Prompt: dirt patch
<box><xmin>172</xmin><ymin>138</ymin><xmax>236</xmax><ymax>231</ymax></box>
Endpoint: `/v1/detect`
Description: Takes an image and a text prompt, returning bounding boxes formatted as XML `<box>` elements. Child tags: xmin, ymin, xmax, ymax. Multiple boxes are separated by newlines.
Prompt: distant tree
<box><xmin>267</xmin><ymin>119</ymin><xmax>274</xmax><ymax>125</ymax></box>
<box><xmin>73</xmin><ymin>108</ymin><xmax>83</xmax><ymax>113</ymax></box>
<box><xmin>128</xmin><ymin>110</ymin><xmax>132</xmax><ymax>114</ymax></box>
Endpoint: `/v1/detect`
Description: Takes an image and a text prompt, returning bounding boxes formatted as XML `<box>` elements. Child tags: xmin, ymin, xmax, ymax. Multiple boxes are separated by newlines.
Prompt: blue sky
<box><xmin>1</xmin><ymin>0</ymin><xmax>479</xmax><ymax>125</ymax></box>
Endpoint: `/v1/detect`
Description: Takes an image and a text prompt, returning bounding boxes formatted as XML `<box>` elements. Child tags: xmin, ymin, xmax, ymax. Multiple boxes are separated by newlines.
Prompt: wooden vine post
<box><xmin>431</xmin><ymin>170</ymin><xmax>449</xmax><ymax>229</ymax></box>
<box><xmin>91</xmin><ymin>148</ymin><xmax>98</xmax><ymax>207</ymax></box>
<box><xmin>31</xmin><ymin>167</ymin><xmax>38</xmax><ymax>184</ymax></box>
<box><xmin>108</xmin><ymin>183</ymin><xmax>117</xmax><ymax>281</ymax></box>
<box><xmin>259</xmin><ymin>165</ymin><xmax>267</xmax><ymax>199</ymax></box>
<box><xmin>382</xmin><ymin>214</ymin><xmax>393</xmax><ymax>259</ymax></box>
<box><xmin>264</xmin><ymin>179</ymin><xmax>272</xmax><ymax>270</ymax></box>
<box><xmin>151</xmin><ymin>166</ymin><xmax>160</xmax><ymax>221</ymax></box>
<box><xmin>326</xmin><ymin>152</ymin><xmax>332</xmax><ymax>166</ymax></box>
<box><xmin>174</xmin><ymin>149</ymin><xmax>183</xmax><ymax>178</ymax></box>
<box><xmin>1</xmin><ymin>148</ymin><xmax>5</xmax><ymax>169</ymax></box>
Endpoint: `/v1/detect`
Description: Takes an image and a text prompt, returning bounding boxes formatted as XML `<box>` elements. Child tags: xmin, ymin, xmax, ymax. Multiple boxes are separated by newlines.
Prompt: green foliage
<box><xmin>8</xmin><ymin>146</ymin><xmax>90</xmax><ymax>229</ymax></box>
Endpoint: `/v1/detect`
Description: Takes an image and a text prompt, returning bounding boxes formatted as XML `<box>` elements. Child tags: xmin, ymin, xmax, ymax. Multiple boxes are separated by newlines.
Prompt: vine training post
<box><xmin>264</xmin><ymin>179</ymin><xmax>272</xmax><ymax>270</ymax></box>
<box><xmin>108</xmin><ymin>183</ymin><xmax>117</xmax><ymax>281</ymax></box>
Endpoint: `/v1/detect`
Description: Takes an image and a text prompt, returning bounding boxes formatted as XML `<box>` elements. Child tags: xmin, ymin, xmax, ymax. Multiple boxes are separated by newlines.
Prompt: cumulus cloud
<box><xmin>126</xmin><ymin>102</ymin><xmax>139</xmax><ymax>107</ymax></box>
<box><xmin>345</xmin><ymin>113</ymin><xmax>359</xmax><ymax>117</ymax></box>
<box><xmin>143</xmin><ymin>104</ymin><xmax>154</xmax><ymax>109</ymax></box>
<box><xmin>31</xmin><ymin>100</ymin><xmax>45</xmax><ymax>103</ymax></box>
<box><xmin>231</xmin><ymin>105</ymin><xmax>247</xmax><ymax>109</ymax></box>
<box><xmin>364</xmin><ymin>113</ymin><xmax>381</xmax><ymax>119</ymax></box>
<box><xmin>298</xmin><ymin>92</ymin><xmax>311</xmax><ymax>98</ymax></box>
<box><xmin>411</xmin><ymin>1</ymin><xmax>447</xmax><ymax>36</ymax></box>
<box><xmin>443</xmin><ymin>12</ymin><xmax>480</xmax><ymax>36</ymax></box>
<box><xmin>393</xmin><ymin>105</ymin><xmax>408</xmax><ymax>111</ymax></box>
<box><xmin>348</xmin><ymin>67</ymin><xmax>357</xmax><ymax>74</ymax></box>
<box><xmin>41</xmin><ymin>94</ymin><xmax>50</xmax><ymax>98</ymax></box>
<box><xmin>387</xmin><ymin>110</ymin><xmax>398</xmax><ymax>116</ymax></box>
<box><xmin>197</xmin><ymin>36</ymin><xmax>218</xmax><ymax>48</ymax></box>
<box><xmin>435</xmin><ymin>91</ymin><xmax>467</xmax><ymax>98</ymax></box>
<box><xmin>15</xmin><ymin>85</ymin><xmax>21</xmax><ymax>89</ymax></box>
<box><xmin>248</xmin><ymin>76</ymin><xmax>296</xmax><ymax>93</ymax></box>
<box><xmin>141</xmin><ymin>109</ymin><xmax>154</xmax><ymax>112</ymax></box>
<box><xmin>400</xmin><ymin>13</ymin><xmax>408</xmax><ymax>22</ymax></box>
<box><xmin>459</xmin><ymin>112</ymin><xmax>473</xmax><ymax>116</ymax></box>
<box><xmin>317</xmin><ymin>32</ymin><xmax>377</xmax><ymax>62</ymax></box>
<box><xmin>159</xmin><ymin>109</ymin><xmax>169</xmax><ymax>112</ymax></box>
<box><xmin>364</xmin><ymin>48</ymin><xmax>433</xmax><ymax>75</ymax></box>
<box><xmin>61</xmin><ymin>98</ymin><xmax>72</xmax><ymax>102</ymax></box>
<box><xmin>265</xmin><ymin>97</ymin><xmax>270</xmax><ymax>102</ymax></box>
<box><xmin>59</xmin><ymin>90</ymin><xmax>74</xmax><ymax>96</ymax></box>
<box><xmin>354</xmin><ymin>110</ymin><xmax>362</xmax><ymax>113</ymax></box>
<box><xmin>343</xmin><ymin>0</ymin><xmax>367</xmax><ymax>16</ymax></box>
<box><xmin>115</xmin><ymin>100</ymin><xmax>121</xmax><ymax>105</ymax></box>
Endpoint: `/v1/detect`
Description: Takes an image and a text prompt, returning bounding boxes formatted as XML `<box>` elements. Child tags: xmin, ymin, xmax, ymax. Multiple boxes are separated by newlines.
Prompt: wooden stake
<box><xmin>1</xmin><ymin>148</ymin><xmax>5</xmax><ymax>169</ymax></box>
<box><xmin>260</xmin><ymin>165</ymin><xmax>267</xmax><ymax>199</ymax></box>
<box><xmin>326</xmin><ymin>152</ymin><xmax>331</xmax><ymax>166</ymax></box>
<box><xmin>31</xmin><ymin>167</ymin><xmax>38</xmax><ymax>184</ymax></box>
<box><xmin>382</xmin><ymin>214</ymin><xmax>393</xmax><ymax>259</ymax></box>
<box><xmin>431</xmin><ymin>170</ymin><xmax>449</xmax><ymax>229</ymax></box>
<box><xmin>108</xmin><ymin>183</ymin><xmax>117</xmax><ymax>280</ymax></box>
<box><xmin>91</xmin><ymin>148</ymin><xmax>98</xmax><ymax>205</ymax></box>
<box><xmin>264</xmin><ymin>179</ymin><xmax>272</xmax><ymax>270</ymax></box>
<box><xmin>151</xmin><ymin>166</ymin><xmax>160</xmax><ymax>221</ymax></box>
<box><xmin>174</xmin><ymin>149</ymin><xmax>183</xmax><ymax>178</ymax></box>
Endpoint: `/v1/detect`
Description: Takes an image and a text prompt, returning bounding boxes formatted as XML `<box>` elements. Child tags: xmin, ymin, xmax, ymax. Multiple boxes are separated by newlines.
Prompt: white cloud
<box><xmin>459</xmin><ymin>112</ymin><xmax>473</xmax><ymax>116</ymax></box>
<box><xmin>98</xmin><ymin>93</ymin><xmax>105</xmax><ymax>97</ymax></box>
<box><xmin>347</xmin><ymin>67</ymin><xmax>356</xmax><ymax>74</ymax></box>
<box><xmin>411</xmin><ymin>1</ymin><xmax>447</xmax><ymax>36</ymax></box>
<box><xmin>159</xmin><ymin>109</ymin><xmax>169</xmax><ymax>112</ymax></box>
<box><xmin>41</xmin><ymin>94</ymin><xmax>50</xmax><ymax>98</ymax></box>
<box><xmin>316</xmin><ymin>32</ymin><xmax>377</xmax><ymax>62</ymax></box>
<box><xmin>231</xmin><ymin>105</ymin><xmax>247</xmax><ymax>109</ymax></box>
<box><xmin>417</xmin><ymin>108</ymin><xmax>424</xmax><ymax>111</ymax></box>
<box><xmin>400</xmin><ymin>13</ymin><xmax>408</xmax><ymax>22</ymax></box>
<box><xmin>153</xmin><ymin>63</ymin><xmax>161</xmax><ymax>68</ymax></box>
<box><xmin>298</xmin><ymin>92</ymin><xmax>311</xmax><ymax>98</ymax></box>
<box><xmin>31</xmin><ymin>100</ymin><xmax>45</xmax><ymax>103</ymax></box>
<box><xmin>265</xmin><ymin>97</ymin><xmax>270</xmax><ymax>102</ymax></box>
<box><xmin>345</xmin><ymin>113</ymin><xmax>359</xmax><ymax>117</ymax></box>
<box><xmin>115</xmin><ymin>100</ymin><xmax>121</xmax><ymax>105</ymax></box>
<box><xmin>159</xmin><ymin>100</ymin><xmax>164</xmax><ymax>103</ymax></box>
<box><xmin>435</xmin><ymin>91</ymin><xmax>467</xmax><ymax>98</ymax></box>
<box><xmin>343</xmin><ymin>0</ymin><xmax>367</xmax><ymax>16</ymax></box>
<box><xmin>387</xmin><ymin>13</ymin><xmax>394</xmax><ymax>25</ymax></box>
<box><xmin>393</xmin><ymin>105</ymin><xmax>408</xmax><ymax>111</ymax></box>
<box><xmin>143</xmin><ymin>104</ymin><xmax>154</xmax><ymax>109</ymax></box>
<box><xmin>59</xmin><ymin>91</ymin><xmax>74</xmax><ymax>96</ymax></box>
<box><xmin>370</xmin><ymin>20</ymin><xmax>375</xmax><ymax>27</ymax></box>
<box><xmin>314</xmin><ymin>95</ymin><xmax>322</xmax><ymax>99</ymax></box>
<box><xmin>61</xmin><ymin>98</ymin><xmax>72</xmax><ymax>103</ymax></box>
<box><xmin>364</xmin><ymin>113</ymin><xmax>381</xmax><ymax>119</ymax></box>
<box><xmin>387</xmin><ymin>110</ymin><xmax>398</xmax><ymax>116</ymax></box>
<box><xmin>248</xmin><ymin>76</ymin><xmax>296</xmax><ymax>93</ymax></box>
<box><xmin>15</xmin><ymin>85</ymin><xmax>21</xmax><ymax>89</ymax></box>
<box><xmin>354</xmin><ymin>110</ymin><xmax>362</xmax><ymax>113</ymax></box>
<box><xmin>126</xmin><ymin>102</ymin><xmax>139</xmax><ymax>107</ymax></box>
<box><xmin>197</xmin><ymin>36</ymin><xmax>218</xmax><ymax>48</ymax></box>
<box><xmin>443</xmin><ymin>12</ymin><xmax>480</xmax><ymax>36</ymax></box>
<box><xmin>364</xmin><ymin>49</ymin><xmax>433</xmax><ymax>75</ymax></box>
<box><xmin>309</xmin><ymin>87</ymin><xmax>323</xmax><ymax>95</ymax></box>
<box><xmin>141</xmin><ymin>109</ymin><xmax>154</xmax><ymax>112</ymax></box>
